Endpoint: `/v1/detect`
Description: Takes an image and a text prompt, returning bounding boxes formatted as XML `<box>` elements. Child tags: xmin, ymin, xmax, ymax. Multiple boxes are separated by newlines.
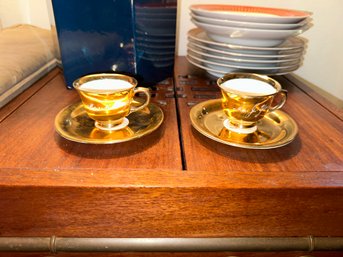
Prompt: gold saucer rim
<box><xmin>55</xmin><ymin>101</ymin><xmax>164</xmax><ymax>144</ymax></box>
<box><xmin>190</xmin><ymin>99</ymin><xmax>298</xmax><ymax>149</ymax></box>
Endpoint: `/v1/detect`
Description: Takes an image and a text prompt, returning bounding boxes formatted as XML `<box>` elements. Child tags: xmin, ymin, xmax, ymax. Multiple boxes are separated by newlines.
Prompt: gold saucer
<box><xmin>55</xmin><ymin>102</ymin><xmax>164</xmax><ymax>144</ymax></box>
<box><xmin>190</xmin><ymin>99</ymin><xmax>298</xmax><ymax>149</ymax></box>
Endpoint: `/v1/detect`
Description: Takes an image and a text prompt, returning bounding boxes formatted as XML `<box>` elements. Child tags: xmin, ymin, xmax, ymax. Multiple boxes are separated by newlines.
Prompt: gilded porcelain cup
<box><xmin>73</xmin><ymin>73</ymin><xmax>150</xmax><ymax>131</ymax></box>
<box><xmin>217</xmin><ymin>73</ymin><xmax>287</xmax><ymax>134</ymax></box>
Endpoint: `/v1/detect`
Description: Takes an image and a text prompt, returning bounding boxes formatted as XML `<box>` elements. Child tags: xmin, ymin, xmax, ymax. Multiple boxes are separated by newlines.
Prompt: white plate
<box><xmin>188</xmin><ymin>50</ymin><xmax>301</xmax><ymax>70</ymax></box>
<box><xmin>204</xmin><ymin>62</ymin><xmax>299</xmax><ymax>76</ymax></box>
<box><xmin>186</xmin><ymin>55</ymin><xmax>299</xmax><ymax>77</ymax></box>
<box><xmin>190</xmin><ymin>4</ymin><xmax>311</xmax><ymax>24</ymax></box>
<box><xmin>188</xmin><ymin>48</ymin><xmax>299</xmax><ymax>68</ymax></box>
<box><xmin>209</xmin><ymin>41</ymin><xmax>304</xmax><ymax>56</ymax></box>
<box><xmin>187</xmin><ymin>55</ymin><xmax>232</xmax><ymax>76</ymax></box>
<box><xmin>191</xmin><ymin>13</ymin><xmax>310</xmax><ymax>30</ymax></box>
<box><xmin>192</xmin><ymin>19</ymin><xmax>309</xmax><ymax>47</ymax></box>
<box><xmin>188</xmin><ymin>39</ymin><xmax>304</xmax><ymax>60</ymax></box>
<box><xmin>188</xmin><ymin>28</ymin><xmax>305</xmax><ymax>51</ymax></box>
<box><xmin>188</xmin><ymin>43</ymin><xmax>302</xmax><ymax>64</ymax></box>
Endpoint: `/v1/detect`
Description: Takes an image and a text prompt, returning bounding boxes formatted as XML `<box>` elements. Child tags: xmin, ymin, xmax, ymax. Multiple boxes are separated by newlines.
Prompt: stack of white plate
<box><xmin>187</xmin><ymin>4</ymin><xmax>312</xmax><ymax>76</ymax></box>
<box><xmin>135</xmin><ymin>4</ymin><xmax>177</xmax><ymax>68</ymax></box>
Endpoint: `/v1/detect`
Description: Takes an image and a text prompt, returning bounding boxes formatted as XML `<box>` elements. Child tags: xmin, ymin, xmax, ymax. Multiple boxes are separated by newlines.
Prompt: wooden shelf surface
<box><xmin>0</xmin><ymin>58</ymin><xmax>343</xmax><ymax>240</ymax></box>
<box><xmin>175</xmin><ymin>57</ymin><xmax>343</xmax><ymax>174</ymax></box>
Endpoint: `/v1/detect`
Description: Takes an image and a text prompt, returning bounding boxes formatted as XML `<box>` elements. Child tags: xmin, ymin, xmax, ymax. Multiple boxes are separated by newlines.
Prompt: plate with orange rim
<box><xmin>190</xmin><ymin>12</ymin><xmax>310</xmax><ymax>30</ymax></box>
<box><xmin>190</xmin><ymin>4</ymin><xmax>311</xmax><ymax>24</ymax></box>
<box><xmin>191</xmin><ymin>19</ymin><xmax>310</xmax><ymax>47</ymax></box>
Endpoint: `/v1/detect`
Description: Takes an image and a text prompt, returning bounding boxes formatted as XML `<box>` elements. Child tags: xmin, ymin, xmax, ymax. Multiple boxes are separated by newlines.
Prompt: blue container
<box><xmin>52</xmin><ymin>0</ymin><xmax>176</xmax><ymax>88</ymax></box>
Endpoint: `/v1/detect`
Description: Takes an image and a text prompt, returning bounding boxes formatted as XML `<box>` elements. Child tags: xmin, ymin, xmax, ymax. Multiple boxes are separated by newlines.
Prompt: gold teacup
<box><xmin>73</xmin><ymin>73</ymin><xmax>150</xmax><ymax>131</ymax></box>
<box><xmin>217</xmin><ymin>73</ymin><xmax>287</xmax><ymax>134</ymax></box>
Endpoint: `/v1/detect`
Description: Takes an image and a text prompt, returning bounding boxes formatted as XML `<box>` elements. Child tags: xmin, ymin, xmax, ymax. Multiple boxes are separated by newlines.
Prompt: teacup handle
<box><xmin>130</xmin><ymin>87</ymin><xmax>151</xmax><ymax>113</ymax></box>
<box><xmin>270</xmin><ymin>89</ymin><xmax>287</xmax><ymax>112</ymax></box>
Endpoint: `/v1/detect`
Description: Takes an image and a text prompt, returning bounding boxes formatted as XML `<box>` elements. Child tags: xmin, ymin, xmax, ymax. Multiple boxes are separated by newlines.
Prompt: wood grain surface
<box><xmin>0</xmin><ymin>71</ymin><xmax>182</xmax><ymax>172</ymax></box>
<box><xmin>175</xmin><ymin>57</ymin><xmax>343</xmax><ymax>173</ymax></box>
<box><xmin>1</xmin><ymin>186</ymin><xmax>343</xmax><ymax>237</ymax></box>
<box><xmin>0</xmin><ymin>68</ymin><xmax>61</xmax><ymax>123</ymax></box>
<box><xmin>1</xmin><ymin>60</ymin><xmax>343</xmax><ymax>256</ymax></box>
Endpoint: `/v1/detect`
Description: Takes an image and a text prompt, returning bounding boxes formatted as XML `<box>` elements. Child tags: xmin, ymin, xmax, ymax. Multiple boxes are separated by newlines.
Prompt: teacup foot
<box><xmin>223</xmin><ymin>119</ymin><xmax>257</xmax><ymax>134</ymax></box>
<box><xmin>95</xmin><ymin>118</ymin><xmax>129</xmax><ymax>131</ymax></box>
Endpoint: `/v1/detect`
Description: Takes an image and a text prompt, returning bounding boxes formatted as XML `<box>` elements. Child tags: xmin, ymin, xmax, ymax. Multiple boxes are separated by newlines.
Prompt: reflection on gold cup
<box><xmin>73</xmin><ymin>73</ymin><xmax>150</xmax><ymax>131</ymax></box>
<box><xmin>219</xmin><ymin>127</ymin><xmax>259</xmax><ymax>143</ymax></box>
<box><xmin>217</xmin><ymin>73</ymin><xmax>287</xmax><ymax>134</ymax></box>
<box><xmin>89</xmin><ymin>126</ymin><xmax>135</xmax><ymax>141</ymax></box>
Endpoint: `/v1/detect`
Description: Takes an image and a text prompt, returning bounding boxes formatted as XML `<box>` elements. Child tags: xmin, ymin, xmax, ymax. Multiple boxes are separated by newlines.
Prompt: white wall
<box><xmin>0</xmin><ymin>0</ymin><xmax>50</xmax><ymax>29</ymax></box>
<box><xmin>27</xmin><ymin>0</ymin><xmax>51</xmax><ymax>29</ymax></box>
<box><xmin>177</xmin><ymin>0</ymin><xmax>343</xmax><ymax>105</ymax></box>
<box><xmin>45</xmin><ymin>0</ymin><xmax>56</xmax><ymax>26</ymax></box>
<box><xmin>0</xmin><ymin>0</ymin><xmax>28</xmax><ymax>27</ymax></box>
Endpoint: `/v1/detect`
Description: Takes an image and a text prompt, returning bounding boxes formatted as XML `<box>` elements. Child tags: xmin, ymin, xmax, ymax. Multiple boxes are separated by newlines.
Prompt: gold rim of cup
<box><xmin>217</xmin><ymin>72</ymin><xmax>282</xmax><ymax>97</ymax></box>
<box><xmin>73</xmin><ymin>73</ymin><xmax>138</xmax><ymax>92</ymax></box>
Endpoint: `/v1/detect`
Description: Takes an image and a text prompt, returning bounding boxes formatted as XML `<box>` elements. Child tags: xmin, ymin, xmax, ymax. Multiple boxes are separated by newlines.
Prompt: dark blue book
<box><xmin>52</xmin><ymin>0</ymin><xmax>177</xmax><ymax>88</ymax></box>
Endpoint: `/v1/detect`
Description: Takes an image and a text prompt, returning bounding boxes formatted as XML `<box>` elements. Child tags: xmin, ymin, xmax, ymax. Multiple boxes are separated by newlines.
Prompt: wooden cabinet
<box><xmin>0</xmin><ymin>57</ymin><xmax>342</xmax><ymax>256</ymax></box>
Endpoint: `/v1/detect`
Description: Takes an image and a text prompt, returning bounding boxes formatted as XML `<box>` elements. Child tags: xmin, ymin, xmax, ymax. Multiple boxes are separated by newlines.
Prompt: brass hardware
<box><xmin>0</xmin><ymin>236</ymin><xmax>342</xmax><ymax>253</ymax></box>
